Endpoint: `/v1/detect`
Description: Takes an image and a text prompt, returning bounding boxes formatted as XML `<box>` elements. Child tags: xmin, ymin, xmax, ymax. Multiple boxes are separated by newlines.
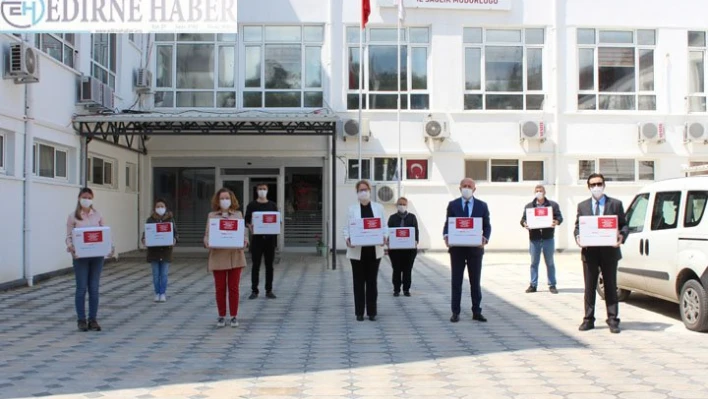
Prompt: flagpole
<box><xmin>358</xmin><ymin>0</ymin><xmax>364</xmax><ymax>180</ymax></box>
<box><xmin>396</xmin><ymin>3</ymin><xmax>402</xmax><ymax>195</ymax></box>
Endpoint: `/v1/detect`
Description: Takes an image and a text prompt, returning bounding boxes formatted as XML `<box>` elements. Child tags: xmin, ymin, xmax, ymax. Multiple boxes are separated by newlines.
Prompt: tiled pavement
<box><xmin>1</xmin><ymin>251</ymin><xmax>707</xmax><ymax>399</ymax></box>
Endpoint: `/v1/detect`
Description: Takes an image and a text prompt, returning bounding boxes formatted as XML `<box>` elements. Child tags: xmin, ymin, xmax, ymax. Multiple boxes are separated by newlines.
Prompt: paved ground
<box><xmin>1</xmin><ymin>251</ymin><xmax>707</xmax><ymax>399</ymax></box>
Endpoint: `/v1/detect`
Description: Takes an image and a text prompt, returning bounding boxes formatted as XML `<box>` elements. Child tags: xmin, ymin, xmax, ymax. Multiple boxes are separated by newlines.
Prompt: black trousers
<box><xmin>450</xmin><ymin>248</ymin><xmax>483</xmax><ymax>315</ymax></box>
<box><xmin>389</xmin><ymin>249</ymin><xmax>416</xmax><ymax>292</ymax></box>
<box><xmin>582</xmin><ymin>248</ymin><xmax>619</xmax><ymax>324</ymax></box>
<box><xmin>350</xmin><ymin>257</ymin><xmax>381</xmax><ymax>317</ymax></box>
<box><xmin>251</xmin><ymin>235</ymin><xmax>275</xmax><ymax>293</ymax></box>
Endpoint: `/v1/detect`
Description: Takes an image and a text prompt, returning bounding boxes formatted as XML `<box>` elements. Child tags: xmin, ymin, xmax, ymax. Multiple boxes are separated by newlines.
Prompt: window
<box><xmin>689</xmin><ymin>31</ymin><xmax>707</xmax><ymax>112</ymax></box>
<box><xmin>0</xmin><ymin>133</ymin><xmax>5</xmax><ymax>172</ymax></box>
<box><xmin>651</xmin><ymin>191</ymin><xmax>681</xmax><ymax>231</ymax></box>
<box><xmin>155</xmin><ymin>33</ymin><xmax>237</xmax><ymax>108</ymax></box>
<box><xmin>374</xmin><ymin>157</ymin><xmax>399</xmax><ymax>181</ymax></box>
<box><xmin>684</xmin><ymin>191</ymin><xmax>708</xmax><ymax>228</ymax></box>
<box><xmin>347</xmin><ymin>26</ymin><xmax>430</xmax><ymax>110</ymax></box>
<box><xmin>126</xmin><ymin>162</ymin><xmax>138</xmax><ymax>192</ymax></box>
<box><xmin>243</xmin><ymin>26</ymin><xmax>324</xmax><ymax>108</ymax></box>
<box><xmin>35</xmin><ymin>34</ymin><xmax>76</xmax><ymax>68</ymax></box>
<box><xmin>626</xmin><ymin>193</ymin><xmax>650</xmax><ymax>233</ymax></box>
<box><xmin>577</xmin><ymin>29</ymin><xmax>656</xmax><ymax>110</ymax></box>
<box><xmin>405</xmin><ymin>159</ymin><xmax>429</xmax><ymax>180</ymax></box>
<box><xmin>91</xmin><ymin>34</ymin><xmax>117</xmax><ymax>89</ymax></box>
<box><xmin>465</xmin><ymin>159</ymin><xmax>544</xmax><ymax>182</ymax></box>
<box><xmin>33</xmin><ymin>142</ymin><xmax>68</xmax><ymax>180</ymax></box>
<box><xmin>88</xmin><ymin>155</ymin><xmax>115</xmax><ymax>187</ymax></box>
<box><xmin>688</xmin><ymin>161</ymin><xmax>708</xmax><ymax>176</ymax></box>
<box><xmin>347</xmin><ymin>159</ymin><xmax>371</xmax><ymax>180</ymax></box>
<box><xmin>578</xmin><ymin>159</ymin><xmax>655</xmax><ymax>182</ymax></box>
<box><xmin>463</xmin><ymin>28</ymin><xmax>545</xmax><ymax>110</ymax></box>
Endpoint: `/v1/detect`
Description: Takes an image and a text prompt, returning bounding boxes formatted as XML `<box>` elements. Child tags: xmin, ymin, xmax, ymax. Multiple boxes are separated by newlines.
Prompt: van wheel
<box><xmin>597</xmin><ymin>274</ymin><xmax>631</xmax><ymax>302</ymax></box>
<box><xmin>679</xmin><ymin>280</ymin><xmax>708</xmax><ymax>332</ymax></box>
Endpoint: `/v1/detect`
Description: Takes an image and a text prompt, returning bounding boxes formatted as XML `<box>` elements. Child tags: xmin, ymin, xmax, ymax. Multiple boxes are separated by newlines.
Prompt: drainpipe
<box><xmin>552</xmin><ymin>0</ymin><xmax>564</xmax><ymax>249</ymax></box>
<box><xmin>22</xmin><ymin>34</ymin><xmax>34</xmax><ymax>286</ymax></box>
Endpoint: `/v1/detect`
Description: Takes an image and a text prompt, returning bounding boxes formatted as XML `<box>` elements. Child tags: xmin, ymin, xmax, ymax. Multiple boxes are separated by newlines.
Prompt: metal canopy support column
<box><xmin>331</xmin><ymin>131</ymin><xmax>337</xmax><ymax>270</ymax></box>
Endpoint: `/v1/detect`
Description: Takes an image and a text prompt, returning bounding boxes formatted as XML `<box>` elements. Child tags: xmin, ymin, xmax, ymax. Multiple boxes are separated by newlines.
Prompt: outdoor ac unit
<box><xmin>638</xmin><ymin>122</ymin><xmax>665</xmax><ymax>143</ymax></box>
<box><xmin>342</xmin><ymin>118</ymin><xmax>370</xmax><ymax>142</ymax></box>
<box><xmin>78</xmin><ymin>76</ymin><xmax>114</xmax><ymax>110</ymax></box>
<box><xmin>134</xmin><ymin>68</ymin><xmax>152</xmax><ymax>91</ymax></box>
<box><xmin>4</xmin><ymin>43</ymin><xmax>39</xmax><ymax>84</ymax></box>
<box><xmin>102</xmin><ymin>84</ymin><xmax>115</xmax><ymax>110</ymax></box>
<box><xmin>374</xmin><ymin>184</ymin><xmax>398</xmax><ymax>204</ymax></box>
<box><xmin>685</xmin><ymin>122</ymin><xmax>708</xmax><ymax>143</ymax></box>
<box><xmin>423</xmin><ymin>115</ymin><xmax>449</xmax><ymax>142</ymax></box>
<box><xmin>520</xmin><ymin>120</ymin><xmax>545</xmax><ymax>142</ymax></box>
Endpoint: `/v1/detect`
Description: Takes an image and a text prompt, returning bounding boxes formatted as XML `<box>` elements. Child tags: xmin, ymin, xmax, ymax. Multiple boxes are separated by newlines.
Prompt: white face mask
<box><xmin>590</xmin><ymin>186</ymin><xmax>604</xmax><ymax>199</ymax></box>
<box><xmin>257</xmin><ymin>190</ymin><xmax>268</xmax><ymax>198</ymax></box>
<box><xmin>397</xmin><ymin>205</ymin><xmax>407</xmax><ymax>213</ymax></box>
<box><xmin>219</xmin><ymin>199</ymin><xmax>232</xmax><ymax>210</ymax></box>
<box><xmin>79</xmin><ymin>198</ymin><xmax>92</xmax><ymax>208</ymax></box>
<box><xmin>155</xmin><ymin>207</ymin><xmax>166</xmax><ymax>216</ymax></box>
<box><xmin>357</xmin><ymin>190</ymin><xmax>370</xmax><ymax>201</ymax></box>
<box><xmin>535</xmin><ymin>192</ymin><xmax>544</xmax><ymax>200</ymax></box>
<box><xmin>460</xmin><ymin>188</ymin><xmax>474</xmax><ymax>199</ymax></box>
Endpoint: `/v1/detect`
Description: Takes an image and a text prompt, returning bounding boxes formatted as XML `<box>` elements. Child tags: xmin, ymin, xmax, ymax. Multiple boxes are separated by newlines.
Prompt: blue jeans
<box><xmin>73</xmin><ymin>256</ymin><xmax>105</xmax><ymax>321</ymax></box>
<box><xmin>151</xmin><ymin>261</ymin><xmax>170</xmax><ymax>295</ymax></box>
<box><xmin>529</xmin><ymin>238</ymin><xmax>557</xmax><ymax>287</ymax></box>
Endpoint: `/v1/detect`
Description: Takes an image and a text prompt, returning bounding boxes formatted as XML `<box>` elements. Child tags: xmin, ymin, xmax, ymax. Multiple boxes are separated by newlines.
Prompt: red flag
<box><xmin>362</xmin><ymin>0</ymin><xmax>371</xmax><ymax>28</ymax></box>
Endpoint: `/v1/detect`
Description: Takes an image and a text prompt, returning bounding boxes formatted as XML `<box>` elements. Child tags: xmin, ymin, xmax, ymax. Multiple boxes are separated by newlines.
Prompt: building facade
<box><xmin>1</xmin><ymin>0</ymin><xmax>708</xmax><ymax>285</ymax></box>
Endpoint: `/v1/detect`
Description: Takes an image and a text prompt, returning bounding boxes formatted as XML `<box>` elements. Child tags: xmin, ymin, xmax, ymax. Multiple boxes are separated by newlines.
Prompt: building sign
<box><xmin>379</xmin><ymin>0</ymin><xmax>511</xmax><ymax>11</ymax></box>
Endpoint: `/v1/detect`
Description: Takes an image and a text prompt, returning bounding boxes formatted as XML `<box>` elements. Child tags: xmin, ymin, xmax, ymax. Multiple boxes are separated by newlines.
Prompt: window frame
<box><xmin>91</xmin><ymin>33</ymin><xmax>117</xmax><ymax>90</ymax></box>
<box><xmin>577</xmin><ymin>28</ymin><xmax>657</xmax><ymax>111</ymax></box>
<box><xmin>346</xmin><ymin>26</ymin><xmax>431</xmax><ymax>110</ymax></box>
<box><xmin>578</xmin><ymin>158</ymin><xmax>656</xmax><ymax>182</ymax></box>
<box><xmin>347</xmin><ymin>158</ymin><xmax>373</xmax><ymax>181</ymax></box>
<box><xmin>462</xmin><ymin>27</ymin><xmax>546</xmax><ymax>111</ymax></box>
<box><xmin>688</xmin><ymin>31</ymin><xmax>707</xmax><ymax>113</ymax></box>
<box><xmin>684</xmin><ymin>191</ymin><xmax>708</xmax><ymax>228</ymax></box>
<box><xmin>650</xmin><ymin>191</ymin><xmax>682</xmax><ymax>231</ymax></box>
<box><xmin>464</xmin><ymin>158</ymin><xmax>546</xmax><ymax>183</ymax></box>
<box><xmin>32</xmin><ymin>141</ymin><xmax>69</xmax><ymax>181</ymax></box>
<box><xmin>87</xmin><ymin>154</ymin><xmax>117</xmax><ymax>189</ymax></box>
<box><xmin>35</xmin><ymin>33</ymin><xmax>77</xmax><ymax>69</ymax></box>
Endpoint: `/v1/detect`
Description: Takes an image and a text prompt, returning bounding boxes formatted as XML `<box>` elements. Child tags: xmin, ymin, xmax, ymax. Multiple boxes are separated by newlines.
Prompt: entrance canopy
<box><xmin>72</xmin><ymin>110</ymin><xmax>340</xmax><ymax>268</ymax></box>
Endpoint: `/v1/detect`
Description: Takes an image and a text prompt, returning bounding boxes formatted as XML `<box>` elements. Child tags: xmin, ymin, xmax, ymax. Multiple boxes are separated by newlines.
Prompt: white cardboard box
<box><xmin>208</xmin><ymin>218</ymin><xmax>245</xmax><ymax>249</ymax></box>
<box><xmin>447</xmin><ymin>217</ymin><xmax>483</xmax><ymax>247</ymax></box>
<box><xmin>73</xmin><ymin>226</ymin><xmax>112</xmax><ymax>258</ymax></box>
<box><xmin>252</xmin><ymin>211</ymin><xmax>281</xmax><ymax>235</ymax></box>
<box><xmin>349</xmin><ymin>217</ymin><xmax>384</xmax><ymax>246</ymax></box>
<box><xmin>145</xmin><ymin>222</ymin><xmax>174</xmax><ymax>247</ymax></box>
<box><xmin>578</xmin><ymin>215</ymin><xmax>618</xmax><ymax>247</ymax></box>
<box><xmin>526</xmin><ymin>207</ymin><xmax>554</xmax><ymax>229</ymax></box>
<box><xmin>388</xmin><ymin>227</ymin><xmax>416</xmax><ymax>249</ymax></box>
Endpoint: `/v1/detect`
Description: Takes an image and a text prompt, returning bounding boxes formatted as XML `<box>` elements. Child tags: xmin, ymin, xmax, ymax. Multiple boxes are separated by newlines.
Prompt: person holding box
<box><xmin>141</xmin><ymin>198</ymin><xmax>178</xmax><ymax>303</ymax></box>
<box><xmin>343</xmin><ymin>180</ymin><xmax>388</xmax><ymax>321</ymax></box>
<box><xmin>65</xmin><ymin>187</ymin><xmax>112</xmax><ymax>332</ymax></box>
<box><xmin>443</xmin><ymin>178</ymin><xmax>491</xmax><ymax>323</ymax></box>
<box><xmin>204</xmin><ymin>188</ymin><xmax>248</xmax><ymax>328</ymax></box>
<box><xmin>387</xmin><ymin>197</ymin><xmax>419</xmax><ymax>297</ymax></box>
<box><xmin>520</xmin><ymin>185</ymin><xmax>563</xmax><ymax>294</ymax></box>
<box><xmin>245</xmin><ymin>183</ymin><xmax>279</xmax><ymax>300</ymax></box>
<box><xmin>574</xmin><ymin>173</ymin><xmax>629</xmax><ymax>334</ymax></box>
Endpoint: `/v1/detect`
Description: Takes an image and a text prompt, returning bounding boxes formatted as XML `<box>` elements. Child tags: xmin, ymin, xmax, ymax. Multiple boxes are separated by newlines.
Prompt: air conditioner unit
<box><xmin>342</xmin><ymin>118</ymin><xmax>370</xmax><ymax>142</ymax></box>
<box><xmin>78</xmin><ymin>76</ymin><xmax>103</xmax><ymax>106</ymax></box>
<box><xmin>638</xmin><ymin>122</ymin><xmax>665</xmax><ymax>143</ymax></box>
<box><xmin>685</xmin><ymin>122</ymin><xmax>708</xmax><ymax>144</ymax></box>
<box><xmin>520</xmin><ymin>120</ymin><xmax>545</xmax><ymax>142</ymax></box>
<box><xmin>373</xmin><ymin>184</ymin><xmax>399</xmax><ymax>204</ymax></box>
<box><xmin>102</xmin><ymin>84</ymin><xmax>115</xmax><ymax>109</ymax></box>
<box><xmin>423</xmin><ymin>114</ymin><xmax>449</xmax><ymax>142</ymax></box>
<box><xmin>4</xmin><ymin>43</ymin><xmax>39</xmax><ymax>84</ymax></box>
<box><xmin>134</xmin><ymin>68</ymin><xmax>152</xmax><ymax>91</ymax></box>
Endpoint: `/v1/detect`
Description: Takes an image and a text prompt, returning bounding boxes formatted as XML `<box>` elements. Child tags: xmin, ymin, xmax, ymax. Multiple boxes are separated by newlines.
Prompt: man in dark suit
<box><xmin>443</xmin><ymin>178</ymin><xmax>491</xmax><ymax>323</ymax></box>
<box><xmin>574</xmin><ymin>173</ymin><xmax>629</xmax><ymax>334</ymax></box>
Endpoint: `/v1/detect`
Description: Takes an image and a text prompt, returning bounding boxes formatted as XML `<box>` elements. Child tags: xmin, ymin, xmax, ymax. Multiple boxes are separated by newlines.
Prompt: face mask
<box><xmin>590</xmin><ymin>186</ymin><xmax>604</xmax><ymax>199</ymax></box>
<box><xmin>460</xmin><ymin>188</ymin><xmax>474</xmax><ymax>199</ymax></box>
<box><xmin>357</xmin><ymin>190</ymin><xmax>370</xmax><ymax>201</ymax></box>
<box><xmin>155</xmin><ymin>207</ymin><xmax>166</xmax><ymax>216</ymax></box>
<box><xmin>258</xmin><ymin>190</ymin><xmax>268</xmax><ymax>198</ymax></box>
<box><xmin>397</xmin><ymin>205</ymin><xmax>407</xmax><ymax>213</ymax></box>
<box><xmin>79</xmin><ymin>198</ymin><xmax>92</xmax><ymax>208</ymax></box>
<box><xmin>220</xmin><ymin>199</ymin><xmax>232</xmax><ymax>210</ymax></box>
<box><xmin>535</xmin><ymin>192</ymin><xmax>544</xmax><ymax>200</ymax></box>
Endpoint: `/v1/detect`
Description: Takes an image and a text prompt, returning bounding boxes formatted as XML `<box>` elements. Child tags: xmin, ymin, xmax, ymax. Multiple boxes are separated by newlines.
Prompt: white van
<box><xmin>598</xmin><ymin>176</ymin><xmax>708</xmax><ymax>332</ymax></box>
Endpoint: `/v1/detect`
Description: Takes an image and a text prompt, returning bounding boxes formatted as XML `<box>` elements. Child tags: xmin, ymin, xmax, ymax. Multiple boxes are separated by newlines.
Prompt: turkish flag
<box><xmin>406</xmin><ymin>160</ymin><xmax>428</xmax><ymax>180</ymax></box>
<box><xmin>362</xmin><ymin>0</ymin><xmax>371</xmax><ymax>28</ymax></box>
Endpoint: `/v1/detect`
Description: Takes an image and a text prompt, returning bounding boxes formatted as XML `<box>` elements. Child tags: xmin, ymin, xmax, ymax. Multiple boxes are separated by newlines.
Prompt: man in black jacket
<box><xmin>387</xmin><ymin>197</ymin><xmax>419</xmax><ymax>297</ymax></box>
<box><xmin>574</xmin><ymin>173</ymin><xmax>629</xmax><ymax>334</ymax></box>
<box><xmin>520</xmin><ymin>185</ymin><xmax>563</xmax><ymax>294</ymax></box>
<box><xmin>245</xmin><ymin>184</ymin><xmax>279</xmax><ymax>299</ymax></box>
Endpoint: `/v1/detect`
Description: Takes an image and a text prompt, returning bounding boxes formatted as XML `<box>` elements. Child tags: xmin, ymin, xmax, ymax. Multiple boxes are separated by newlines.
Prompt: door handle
<box><xmin>639</xmin><ymin>239</ymin><xmax>644</xmax><ymax>255</ymax></box>
<box><xmin>645</xmin><ymin>239</ymin><xmax>649</xmax><ymax>256</ymax></box>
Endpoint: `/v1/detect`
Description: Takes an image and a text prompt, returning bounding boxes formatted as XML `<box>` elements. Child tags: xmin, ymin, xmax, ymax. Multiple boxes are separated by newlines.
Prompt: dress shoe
<box><xmin>609</xmin><ymin>324</ymin><xmax>621</xmax><ymax>334</ymax></box>
<box><xmin>368</xmin><ymin>315</ymin><xmax>376</xmax><ymax>321</ymax></box>
<box><xmin>450</xmin><ymin>313</ymin><xmax>460</xmax><ymax>323</ymax></box>
<box><xmin>472</xmin><ymin>314</ymin><xmax>487</xmax><ymax>322</ymax></box>
<box><xmin>248</xmin><ymin>292</ymin><xmax>258</xmax><ymax>300</ymax></box>
<box><xmin>549</xmin><ymin>286</ymin><xmax>559</xmax><ymax>294</ymax></box>
<box><xmin>356</xmin><ymin>315</ymin><xmax>364</xmax><ymax>321</ymax></box>
<box><xmin>525</xmin><ymin>285</ymin><xmax>537</xmax><ymax>293</ymax></box>
<box><xmin>265</xmin><ymin>291</ymin><xmax>277</xmax><ymax>299</ymax></box>
<box><xmin>578</xmin><ymin>321</ymin><xmax>595</xmax><ymax>331</ymax></box>
<box><xmin>403</xmin><ymin>291</ymin><xmax>411</xmax><ymax>297</ymax></box>
<box><xmin>393</xmin><ymin>292</ymin><xmax>400</xmax><ymax>297</ymax></box>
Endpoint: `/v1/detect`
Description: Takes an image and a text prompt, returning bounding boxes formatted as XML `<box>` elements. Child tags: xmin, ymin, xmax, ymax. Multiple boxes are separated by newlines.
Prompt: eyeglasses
<box><xmin>588</xmin><ymin>182</ymin><xmax>604</xmax><ymax>187</ymax></box>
